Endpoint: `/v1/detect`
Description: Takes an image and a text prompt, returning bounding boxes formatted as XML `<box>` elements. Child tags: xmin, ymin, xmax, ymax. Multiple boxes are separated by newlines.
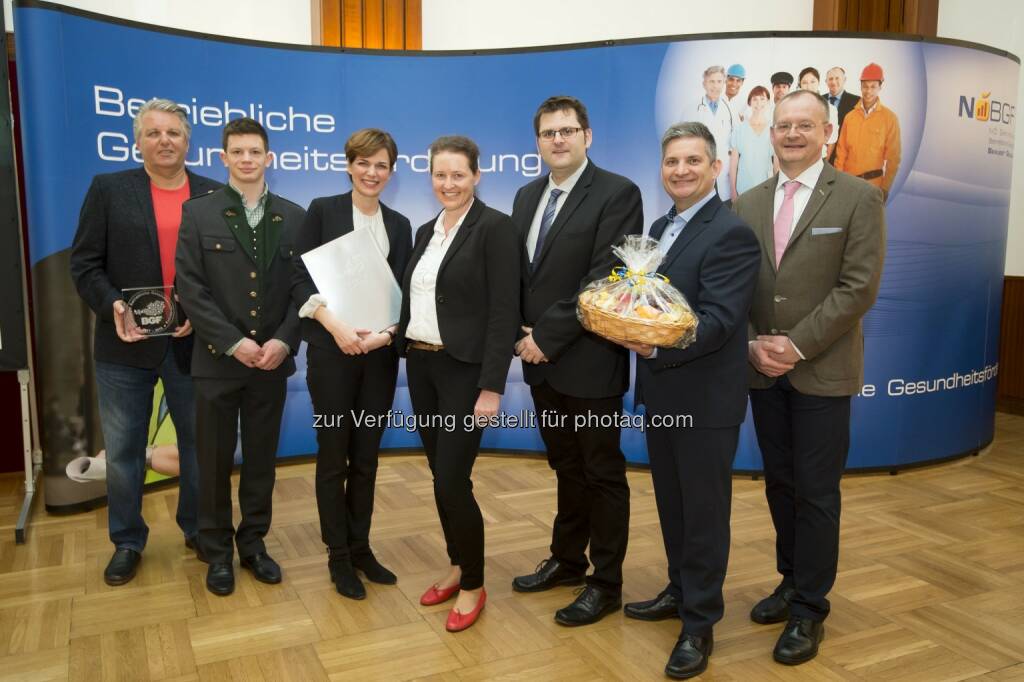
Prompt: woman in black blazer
<box><xmin>395</xmin><ymin>135</ymin><xmax>520</xmax><ymax>631</ymax></box>
<box><xmin>293</xmin><ymin>129</ymin><xmax>412</xmax><ymax>600</ymax></box>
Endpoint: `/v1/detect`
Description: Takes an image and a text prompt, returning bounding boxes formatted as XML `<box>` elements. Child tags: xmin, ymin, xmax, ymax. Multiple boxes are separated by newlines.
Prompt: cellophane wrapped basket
<box><xmin>577</xmin><ymin>235</ymin><xmax>698</xmax><ymax>349</ymax></box>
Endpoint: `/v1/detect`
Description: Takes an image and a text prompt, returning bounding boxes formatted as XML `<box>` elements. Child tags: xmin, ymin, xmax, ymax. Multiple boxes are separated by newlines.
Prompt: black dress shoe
<box><xmin>665</xmin><ymin>632</ymin><xmax>713</xmax><ymax>680</ymax></box>
<box><xmin>623</xmin><ymin>591</ymin><xmax>681</xmax><ymax>621</ymax></box>
<box><xmin>103</xmin><ymin>548</ymin><xmax>141</xmax><ymax>586</ymax></box>
<box><xmin>240</xmin><ymin>552</ymin><xmax>282</xmax><ymax>584</ymax></box>
<box><xmin>353</xmin><ymin>553</ymin><xmax>397</xmax><ymax>585</ymax></box>
<box><xmin>773</xmin><ymin>617</ymin><xmax>824</xmax><ymax>665</ymax></box>
<box><xmin>512</xmin><ymin>558</ymin><xmax>585</xmax><ymax>593</ymax></box>
<box><xmin>554</xmin><ymin>586</ymin><xmax>622</xmax><ymax>626</ymax></box>
<box><xmin>206</xmin><ymin>563</ymin><xmax>235</xmax><ymax>596</ymax></box>
<box><xmin>329</xmin><ymin>560</ymin><xmax>366</xmax><ymax>600</ymax></box>
<box><xmin>750</xmin><ymin>586</ymin><xmax>796</xmax><ymax>624</ymax></box>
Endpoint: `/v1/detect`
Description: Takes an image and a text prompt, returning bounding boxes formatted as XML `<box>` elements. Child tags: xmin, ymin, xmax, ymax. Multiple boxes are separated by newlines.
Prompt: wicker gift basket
<box><xmin>577</xmin><ymin>235</ymin><xmax>698</xmax><ymax>349</ymax></box>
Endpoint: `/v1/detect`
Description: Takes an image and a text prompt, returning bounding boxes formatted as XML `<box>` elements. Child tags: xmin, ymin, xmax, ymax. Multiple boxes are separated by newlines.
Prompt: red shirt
<box><xmin>151</xmin><ymin>180</ymin><xmax>191</xmax><ymax>290</ymax></box>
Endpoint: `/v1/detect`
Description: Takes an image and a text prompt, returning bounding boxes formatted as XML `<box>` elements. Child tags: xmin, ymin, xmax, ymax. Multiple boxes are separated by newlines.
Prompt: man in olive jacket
<box><xmin>732</xmin><ymin>90</ymin><xmax>885</xmax><ymax>666</ymax></box>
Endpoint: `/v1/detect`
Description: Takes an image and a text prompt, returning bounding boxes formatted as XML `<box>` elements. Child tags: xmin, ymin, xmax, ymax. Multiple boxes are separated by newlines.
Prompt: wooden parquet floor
<box><xmin>2</xmin><ymin>412</ymin><xmax>1024</xmax><ymax>681</ymax></box>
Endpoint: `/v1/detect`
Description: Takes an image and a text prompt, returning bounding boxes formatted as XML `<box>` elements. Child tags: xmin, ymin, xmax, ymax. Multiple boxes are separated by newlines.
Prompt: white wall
<box><xmin>421</xmin><ymin>0</ymin><xmax>813</xmax><ymax>50</ymax></box>
<box><xmin>3</xmin><ymin>0</ymin><xmax>312</xmax><ymax>44</ymax></box>
<box><xmin>938</xmin><ymin>0</ymin><xmax>1024</xmax><ymax>276</ymax></box>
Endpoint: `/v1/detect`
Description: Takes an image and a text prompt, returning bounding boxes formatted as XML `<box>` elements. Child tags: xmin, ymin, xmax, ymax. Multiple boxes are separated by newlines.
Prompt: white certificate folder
<box><xmin>300</xmin><ymin>228</ymin><xmax>402</xmax><ymax>332</ymax></box>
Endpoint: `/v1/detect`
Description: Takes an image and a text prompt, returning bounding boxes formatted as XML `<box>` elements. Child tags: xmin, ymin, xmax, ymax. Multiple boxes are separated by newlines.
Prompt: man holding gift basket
<box><xmin>510</xmin><ymin>96</ymin><xmax>643</xmax><ymax>627</ymax></box>
<box><xmin>603</xmin><ymin>122</ymin><xmax>761</xmax><ymax>679</ymax></box>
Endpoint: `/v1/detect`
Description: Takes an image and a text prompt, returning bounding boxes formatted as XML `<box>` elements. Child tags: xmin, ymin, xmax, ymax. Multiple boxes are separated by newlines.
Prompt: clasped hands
<box><xmin>515</xmin><ymin>326</ymin><xmax>549</xmax><ymax>364</ymax></box>
<box><xmin>748</xmin><ymin>334</ymin><xmax>799</xmax><ymax>377</ymax></box>
<box><xmin>233</xmin><ymin>338</ymin><xmax>289</xmax><ymax>370</ymax></box>
<box><xmin>319</xmin><ymin>308</ymin><xmax>391</xmax><ymax>356</ymax></box>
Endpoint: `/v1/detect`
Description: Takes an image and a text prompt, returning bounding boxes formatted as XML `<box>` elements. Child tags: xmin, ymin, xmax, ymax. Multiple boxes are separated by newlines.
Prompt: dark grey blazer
<box><xmin>70</xmin><ymin>167</ymin><xmax>221</xmax><ymax>371</ymax></box>
<box><xmin>175</xmin><ymin>187</ymin><xmax>304</xmax><ymax>380</ymax></box>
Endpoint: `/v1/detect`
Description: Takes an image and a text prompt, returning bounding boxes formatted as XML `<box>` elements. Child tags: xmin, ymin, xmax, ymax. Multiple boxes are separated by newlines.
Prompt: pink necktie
<box><xmin>774</xmin><ymin>180</ymin><xmax>801</xmax><ymax>267</ymax></box>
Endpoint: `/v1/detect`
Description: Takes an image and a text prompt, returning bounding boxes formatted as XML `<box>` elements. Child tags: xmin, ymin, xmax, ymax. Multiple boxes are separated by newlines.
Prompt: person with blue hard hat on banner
<box><xmin>733</xmin><ymin>89</ymin><xmax>886</xmax><ymax>666</ymax></box>
<box><xmin>725</xmin><ymin>63</ymin><xmax>748</xmax><ymax>126</ymax></box>
<box><xmin>175</xmin><ymin>117</ymin><xmax>305</xmax><ymax>597</ymax></box>
<box><xmin>70</xmin><ymin>98</ymin><xmax>221</xmax><ymax>586</ymax></box>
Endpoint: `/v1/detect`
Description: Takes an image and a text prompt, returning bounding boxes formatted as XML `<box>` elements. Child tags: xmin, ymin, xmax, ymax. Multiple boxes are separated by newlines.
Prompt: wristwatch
<box><xmin>381</xmin><ymin>329</ymin><xmax>396</xmax><ymax>346</ymax></box>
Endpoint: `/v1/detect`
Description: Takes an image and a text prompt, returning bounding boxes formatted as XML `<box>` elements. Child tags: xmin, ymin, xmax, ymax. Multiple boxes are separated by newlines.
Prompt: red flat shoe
<box><xmin>420</xmin><ymin>582</ymin><xmax>460</xmax><ymax>606</ymax></box>
<box><xmin>446</xmin><ymin>588</ymin><xmax>487</xmax><ymax>632</ymax></box>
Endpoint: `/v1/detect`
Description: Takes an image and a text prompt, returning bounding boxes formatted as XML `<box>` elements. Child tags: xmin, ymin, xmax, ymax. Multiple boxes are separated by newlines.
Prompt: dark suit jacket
<box><xmin>732</xmin><ymin>163</ymin><xmax>885</xmax><ymax>396</ymax></box>
<box><xmin>636</xmin><ymin>196</ymin><xmax>761</xmax><ymax>428</ymax></box>
<box><xmin>395</xmin><ymin>199</ymin><xmax>520</xmax><ymax>394</ymax></box>
<box><xmin>70</xmin><ymin>167</ymin><xmax>221</xmax><ymax>370</ymax></box>
<box><xmin>175</xmin><ymin>187</ymin><xmax>304</xmax><ymax>380</ymax></box>
<box><xmin>292</xmin><ymin>192</ymin><xmax>412</xmax><ymax>351</ymax></box>
<box><xmin>828</xmin><ymin>91</ymin><xmax>860</xmax><ymax>163</ymax></box>
<box><xmin>511</xmin><ymin>160</ymin><xmax>643</xmax><ymax>399</ymax></box>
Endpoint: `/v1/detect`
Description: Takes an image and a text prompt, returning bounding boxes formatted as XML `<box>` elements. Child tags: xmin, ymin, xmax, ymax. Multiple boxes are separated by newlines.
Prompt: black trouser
<box><xmin>194</xmin><ymin>374</ymin><xmax>287</xmax><ymax>565</ymax></box>
<box><xmin>307</xmin><ymin>344</ymin><xmax>398</xmax><ymax>561</ymax></box>
<box><xmin>749</xmin><ymin>375</ymin><xmax>851</xmax><ymax>621</ymax></box>
<box><xmin>531</xmin><ymin>381</ymin><xmax>630</xmax><ymax>593</ymax></box>
<box><xmin>646</xmin><ymin>423</ymin><xmax>737</xmax><ymax>636</ymax></box>
<box><xmin>406</xmin><ymin>348</ymin><xmax>486</xmax><ymax>590</ymax></box>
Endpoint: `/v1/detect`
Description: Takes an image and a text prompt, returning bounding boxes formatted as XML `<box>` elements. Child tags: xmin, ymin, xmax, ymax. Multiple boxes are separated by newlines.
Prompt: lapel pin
<box><xmin>225</xmin><ymin>209</ymin><xmax>238</xmax><ymax>217</ymax></box>
<box><xmin>271</xmin><ymin>214</ymin><xmax>283</xmax><ymax>222</ymax></box>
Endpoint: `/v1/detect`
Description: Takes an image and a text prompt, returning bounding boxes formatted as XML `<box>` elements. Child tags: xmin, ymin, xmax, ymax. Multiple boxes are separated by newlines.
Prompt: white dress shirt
<box><xmin>526</xmin><ymin>158</ymin><xmax>588</xmax><ymax>260</ymax></box>
<box><xmin>406</xmin><ymin>200</ymin><xmax>473</xmax><ymax>345</ymax></box>
<box><xmin>773</xmin><ymin>158</ymin><xmax>825</xmax><ymax>238</ymax></box>
<box><xmin>298</xmin><ymin>203</ymin><xmax>391</xmax><ymax>320</ymax></box>
<box><xmin>353</xmin><ymin>204</ymin><xmax>390</xmax><ymax>258</ymax></box>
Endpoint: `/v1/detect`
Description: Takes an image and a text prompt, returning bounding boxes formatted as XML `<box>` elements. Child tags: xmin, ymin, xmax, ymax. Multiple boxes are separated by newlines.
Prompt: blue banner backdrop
<box><xmin>14</xmin><ymin>1</ymin><xmax>1018</xmax><ymax>508</ymax></box>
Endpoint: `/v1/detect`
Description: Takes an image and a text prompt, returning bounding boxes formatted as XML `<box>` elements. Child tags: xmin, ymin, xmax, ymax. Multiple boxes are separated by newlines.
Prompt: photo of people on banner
<box><xmin>692</xmin><ymin>61</ymin><xmax>901</xmax><ymax>201</ymax></box>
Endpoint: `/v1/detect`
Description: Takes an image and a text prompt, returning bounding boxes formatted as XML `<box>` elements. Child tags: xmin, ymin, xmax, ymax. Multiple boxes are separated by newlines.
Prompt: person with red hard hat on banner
<box><xmin>834</xmin><ymin>62</ymin><xmax>901</xmax><ymax>200</ymax></box>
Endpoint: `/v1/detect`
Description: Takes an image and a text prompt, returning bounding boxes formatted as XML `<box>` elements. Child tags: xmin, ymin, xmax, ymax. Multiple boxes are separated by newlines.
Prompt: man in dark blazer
<box><xmin>618</xmin><ymin>122</ymin><xmax>760</xmax><ymax>679</ymax></box>
<box><xmin>825</xmin><ymin>67</ymin><xmax>859</xmax><ymax>163</ymax></box>
<box><xmin>175</xmin><ymin>118</ymin><xmax>303</xmax><ymax>596</ymax></box>
<box><xmin>511</xmin><ymin>96</ymin><xmax>643</xmax><ymax>626</ymax></box>
<box><xmin>70</xmin><ymin>98</ymin><xmax>220</xmax><ymax>586</ymax></box>
<box><xmin>733</xmin><ymin>90</ymin><xmax>885</xmax><ymax>665</ymax></box>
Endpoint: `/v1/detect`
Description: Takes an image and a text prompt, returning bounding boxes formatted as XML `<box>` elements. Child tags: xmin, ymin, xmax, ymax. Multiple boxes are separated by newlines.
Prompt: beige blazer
<box><xmin>732</xmin><ymin>163</ymin><xmax>886</xmax><ymax>397</ymax></box>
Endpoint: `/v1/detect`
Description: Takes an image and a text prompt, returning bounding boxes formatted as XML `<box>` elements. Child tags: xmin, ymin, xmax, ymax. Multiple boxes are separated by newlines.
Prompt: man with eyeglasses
<box><xmin>732</xmin><ymin>89</ymin><xmax>885</xmax><ymax>665</ymax></box>
<box><xmin>511</xmin><ymin>95</ymin><xmax>643</xmax><ymax>627</ymax></box>
<box><xmin>694</xmin><ymin>65</ymin><xmax>734</xmax><ymax>202</ymax></box>
<box><xmin>834</xmin><ymin>63</ymin><xmax>901</xmax><ymax>200</ymax></box>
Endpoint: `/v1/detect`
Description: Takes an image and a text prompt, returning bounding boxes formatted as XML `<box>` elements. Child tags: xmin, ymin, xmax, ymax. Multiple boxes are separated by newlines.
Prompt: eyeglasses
<box><xmin>538</xmin><ymin>127</ymin><xmax>583</xmax><ymax>141</ymax></box>
<box><xmin>772</xmin><ymin>122</ymin><xmax>824</xmax><ymax>134</ymax></box>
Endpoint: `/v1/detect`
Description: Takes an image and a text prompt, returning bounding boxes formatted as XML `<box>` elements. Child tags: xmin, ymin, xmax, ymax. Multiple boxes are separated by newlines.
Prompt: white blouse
<box><xmin>405</xmin><ymin>201</ymin><xmax>473</xmax><ymax>345</ymax></box>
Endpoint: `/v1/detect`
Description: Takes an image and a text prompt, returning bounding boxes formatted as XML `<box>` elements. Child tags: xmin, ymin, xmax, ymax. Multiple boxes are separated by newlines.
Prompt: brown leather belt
<box><xmin>857</xmin><ymin>169</ymin><xmax>883</xmax><ymax>180</ymax></box>
<box><xmin>408</xmin><ymin>340</ymin><xmax>445</xmax><ymax>352</ymax></box>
